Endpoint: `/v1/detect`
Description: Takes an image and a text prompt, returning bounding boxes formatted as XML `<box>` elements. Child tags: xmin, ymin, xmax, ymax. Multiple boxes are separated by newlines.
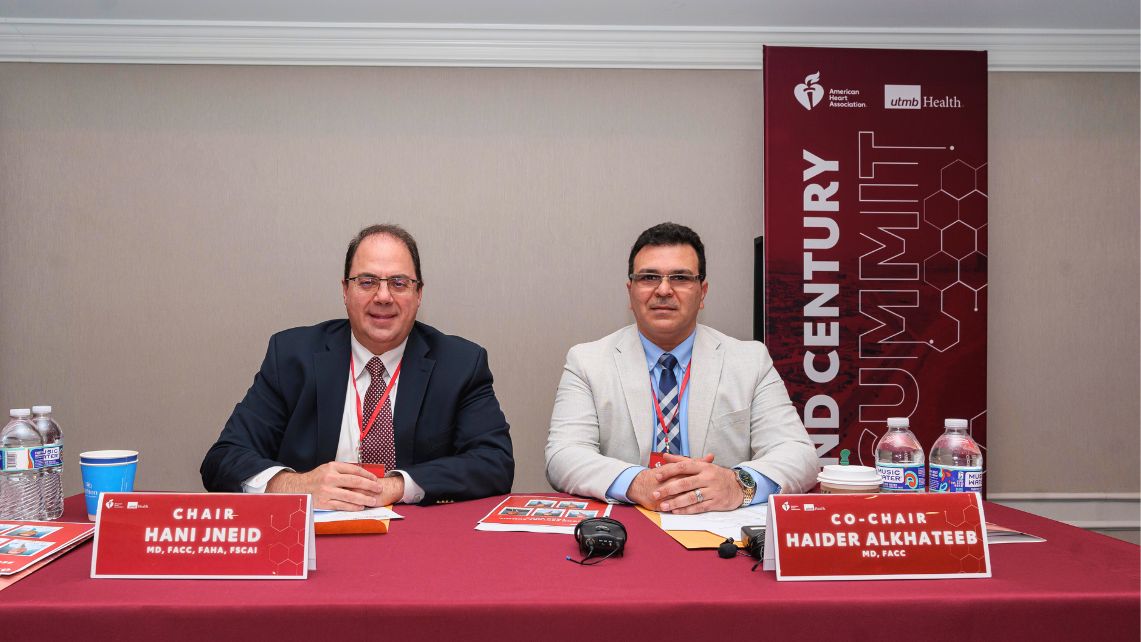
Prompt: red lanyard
<box><xmin>650</xmin><ymin>360</ymin><xmax>691</xmax><ymax>453</ymax></box>
<box><xmin>350</xmin><ymin>354</ymin><xmax>402</xmax><ymax>443</ymax></box>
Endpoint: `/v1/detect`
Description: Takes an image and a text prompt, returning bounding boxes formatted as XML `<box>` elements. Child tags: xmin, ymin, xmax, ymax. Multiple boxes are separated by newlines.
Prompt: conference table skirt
<box><xmin>4</xmin><ymin>494</ymin><xmax>1137</xmax><ymax>642</ymax></box>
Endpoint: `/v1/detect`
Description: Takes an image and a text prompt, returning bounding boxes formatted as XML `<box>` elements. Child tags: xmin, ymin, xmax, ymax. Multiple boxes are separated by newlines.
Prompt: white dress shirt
<box><xmin>241</xmin><ymin>333</ymin><xmax>425</xmax><ymax>504</ymax></box>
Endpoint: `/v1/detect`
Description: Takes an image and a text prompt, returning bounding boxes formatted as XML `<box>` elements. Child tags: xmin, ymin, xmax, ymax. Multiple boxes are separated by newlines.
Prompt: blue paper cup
<box><xmin>80</xmin><ymin>450</ymin><xmax>139</xmax><ymax>521</ymax></box>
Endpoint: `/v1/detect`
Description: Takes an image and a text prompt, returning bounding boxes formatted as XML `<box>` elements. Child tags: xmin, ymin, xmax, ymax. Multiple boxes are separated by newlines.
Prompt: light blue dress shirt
<box><xmin>606</xmin><ymin>330</ymin><xmax>780</xmax><ymax>505</ymax></box>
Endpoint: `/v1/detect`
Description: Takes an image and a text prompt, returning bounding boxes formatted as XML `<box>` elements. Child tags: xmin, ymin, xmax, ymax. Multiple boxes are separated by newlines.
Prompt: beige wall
<box><xmin>0</xmin><ymin>64</ymin><xmax>1136</xmax><ymax>499</ymax></box>
<box><xmin>988</xmin><ymin>73</ymin><xmax>1140</xmax><ymax>492</ymax></box>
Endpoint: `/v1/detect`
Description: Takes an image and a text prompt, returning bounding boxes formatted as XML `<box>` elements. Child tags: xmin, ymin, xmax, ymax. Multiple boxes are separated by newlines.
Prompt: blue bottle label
<box><xmin>876</xmin><ymin>463</ymin><xmax>926</xmax><ymax>492</ymax></box>
<box><xmin>40</xmin><ymin>444</ymin><xmax>62</xmax><ymax>468</ymax></box>
<box><xmin>928</xmin><ymin>464</ymin><xmax>983</xmax><ymax>492</ymax></box>
<box><xmin>29</xmin><ymin>446</ymin><xmax>48</xmax><ymax>469</ymax></box>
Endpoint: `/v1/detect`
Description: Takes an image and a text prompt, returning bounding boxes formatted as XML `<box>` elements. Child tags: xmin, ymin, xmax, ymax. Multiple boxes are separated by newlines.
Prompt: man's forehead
<box><xmin>633</xmin><ymin>244</ymin><xmax>699</xmax><ymax>271</ymax></box>
<box><xmin>353</xmin><ymin>234</ymin><xmax>415</xmax><ymax>267</ymax></box>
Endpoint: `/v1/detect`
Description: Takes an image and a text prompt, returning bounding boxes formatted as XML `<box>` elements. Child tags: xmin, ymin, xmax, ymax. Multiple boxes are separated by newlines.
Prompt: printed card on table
<box><xmin>763</xmin><ymin>492</ymin><xmax>990</xmax><ymax>581</ymax></box>
<box><xmin>91</xmin><ymin>492</ymin><xmax>315</xmax><ymax>579</ymax></box>
<box><xmin>0</xmin><ymin>521</ymin><xmax>95</xmax><ymax>576</ymax></box>
<box><xmin>476</xmin><ymin>496</ymin><xmax>612</xmax><ymax>534</ymax></box>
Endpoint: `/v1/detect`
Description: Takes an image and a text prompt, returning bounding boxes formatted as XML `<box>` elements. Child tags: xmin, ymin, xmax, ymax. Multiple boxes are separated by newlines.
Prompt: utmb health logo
<box><xmin>884</xmin><ymin>84</ymin><xmax>963</xmax><ymax>109</ymax></box>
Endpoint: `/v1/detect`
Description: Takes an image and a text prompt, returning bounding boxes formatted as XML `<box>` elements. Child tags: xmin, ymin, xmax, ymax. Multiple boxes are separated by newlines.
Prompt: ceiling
<box><xmin>2</xmin><ymin>0</ymin><xmax>1138</xmax><ymax>30</ymax></box>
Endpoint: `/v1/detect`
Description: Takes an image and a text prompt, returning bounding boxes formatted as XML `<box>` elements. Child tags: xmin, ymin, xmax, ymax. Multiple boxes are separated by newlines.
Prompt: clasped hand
<box><xmin>628</xmin><ymin>453</ymin><xmax>744</xmax><ymax>514</ymax></box>
<box><xmin>266</xmin><ymin>461</ymin><xmax>404</xmax><ymax>510</ymax></box>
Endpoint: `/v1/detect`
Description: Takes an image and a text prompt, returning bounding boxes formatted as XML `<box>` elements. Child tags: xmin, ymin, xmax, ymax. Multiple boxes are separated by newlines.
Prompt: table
<box><xmin>5</xmin><ymin>494</ymin><xmax>1137</xmax><ymax>641</ymax></box>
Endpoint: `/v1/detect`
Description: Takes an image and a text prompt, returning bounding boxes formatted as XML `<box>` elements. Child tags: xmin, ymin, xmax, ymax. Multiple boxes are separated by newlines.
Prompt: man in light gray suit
<box><xmin>545</xmin><ymin>223</ymin><xmax>817</xmax><ymax>514</ymax></box>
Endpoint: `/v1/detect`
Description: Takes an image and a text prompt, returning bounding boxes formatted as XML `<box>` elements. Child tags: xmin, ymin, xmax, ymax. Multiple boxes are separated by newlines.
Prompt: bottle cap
<box><xmin>887</xmin><ymin>417</ymin><xmax>909</xmax><ymax>428</ymax></box>
<box><xmin>10</xmin><ymin>408</ymin><xmax>31</xmax><ymax>418</ymax></box>
<box><xmin>32</xmin><ymin>405</ymin><xmax>52</xmax><ymax>414</ymax></box>
<box><xmin>945</xmin><ymin>418</ymin><xmax>969</xmax><ymax>429</ymax></box>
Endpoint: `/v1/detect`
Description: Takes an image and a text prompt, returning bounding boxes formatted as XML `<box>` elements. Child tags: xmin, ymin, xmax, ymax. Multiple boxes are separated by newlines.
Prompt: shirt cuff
<box><xmin>738</xmin><ymin>466</ymin><xmax>781</xmax><ymax>505</ymax></box>
<box><xmin>390</xmin><ymin>470</ymin><xmax>424</xmax><ymax>504</ymax></box>
<box><xmin>241</xmin><ymin>466</ymin><xmax>291</xmax><ymax>494</ymax></box>
<box><xmin>606</xmin><ymin>466</ymin><xmax>647</xmax><ymax>504</ymax></box>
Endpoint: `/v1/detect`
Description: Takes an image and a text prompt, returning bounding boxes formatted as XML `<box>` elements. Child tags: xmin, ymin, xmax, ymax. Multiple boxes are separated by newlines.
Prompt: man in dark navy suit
<box><xmin>201</xmin><ymin>224</ymin><xmax>513</xmax><ymax>508</ymax></box>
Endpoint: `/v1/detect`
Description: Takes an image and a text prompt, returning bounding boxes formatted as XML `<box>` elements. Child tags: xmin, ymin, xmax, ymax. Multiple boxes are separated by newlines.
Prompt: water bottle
<box><xmin>31</xmin><ymin>405</ymin><xmax>64</xmax><ymax>520</ymax></box>
<box><xmin>928</xmin><ymin>418</ymin><xmax>983</xmax><ymax>493</ymax></box>
<box><xmin>0</xmin><ymin>409</ymin><xmax>44</xmax><ymax>520</ymax></box>
<box><xmin>875</xmin><ymin>417</ymin><xmax>926</xmax><ymax>492</ymax></box>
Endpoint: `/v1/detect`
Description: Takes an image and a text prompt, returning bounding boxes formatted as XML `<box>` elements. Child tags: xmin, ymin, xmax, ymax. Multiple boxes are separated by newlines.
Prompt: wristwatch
<box><xmin>734</xmin><ymin>468</ymin><xmax>757</xmax><ymax>507</ymax></box>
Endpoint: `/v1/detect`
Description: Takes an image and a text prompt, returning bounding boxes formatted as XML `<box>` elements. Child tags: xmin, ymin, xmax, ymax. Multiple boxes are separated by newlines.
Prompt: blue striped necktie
<box><xmin>654</xmin><ymin>353</ymin><xmax>683</xmax><ymax>454</ymax></box>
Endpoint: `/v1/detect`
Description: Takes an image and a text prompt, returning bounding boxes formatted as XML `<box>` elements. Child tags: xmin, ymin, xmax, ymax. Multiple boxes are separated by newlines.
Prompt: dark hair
<box><xmin>343</xmin><ymin>224</ymin><xmax>423</xmax><ymax>287</ymax></box>
<box><xmin>627</xmin><ymin>222</ymin><xmax>706</xmax><ymax>277</ymax></box>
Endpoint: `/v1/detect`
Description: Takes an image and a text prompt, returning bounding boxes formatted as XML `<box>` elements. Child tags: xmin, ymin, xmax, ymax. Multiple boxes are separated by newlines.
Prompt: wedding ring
<box><xmin>694</xmin><ymin>488</ymin><xmax>705</xmax><ymax>503</ymax></box>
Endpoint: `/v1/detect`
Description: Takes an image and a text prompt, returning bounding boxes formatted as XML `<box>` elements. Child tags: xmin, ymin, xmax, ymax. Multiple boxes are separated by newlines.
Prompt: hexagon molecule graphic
<box><xmin>924</xmin><ymin>190</ymin><xmax>958</xmax><ymax>229</ymax></box>
<box><xmin>959</xmin><ymin>190</ymin><xmax>987</xmax><ymax>229</ymax></box>
<box><xmin>943</xmin><ymin>282</ymin><xmax>978</xmax><ymax>314</ymax></box>
<box><xmin>922</xmin><ymin>160</ymin><xmax>988</xmax><ymax>305</ymax></box>
<box><xmin>942</xmin><ymin>221</ymin><xmax>976</xmax><ymax>259</ymax></box>
<box><xmin>269</xmin><ymin>542</ymin><xmax>289</xmax><ymax>564</ymax></box>
<box><xmin>924</xmin><ymin>252</ymin><xmax>958</xmax><ymax>290</ymax></box>
<box><xmin>940</xmin><ymin>160</ymin><xmax>976</xmax><ymax>198</ymax></box>
<box><xmin>960</xmin><ymin>253</ymin><xmax>987</xmax><ymax>291</ymax></box>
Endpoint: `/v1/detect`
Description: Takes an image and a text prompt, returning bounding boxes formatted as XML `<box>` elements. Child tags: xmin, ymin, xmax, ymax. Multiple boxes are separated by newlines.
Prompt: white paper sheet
<box><xmin>657</xmin><ymin>504</ymin><xmax>769</xmax><ymax>540</ymax></box>
<box><xmin>313</xmin><ymin>506</ymin><xmax>404</xmax><ymax>523</ymax></box>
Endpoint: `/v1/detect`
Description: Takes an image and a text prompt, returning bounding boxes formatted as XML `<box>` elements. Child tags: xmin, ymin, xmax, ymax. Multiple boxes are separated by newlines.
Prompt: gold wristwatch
<box><xmin>734</xmin><ymin>467</ymin><xmax>757</xmax><ymax>507</ymax></box>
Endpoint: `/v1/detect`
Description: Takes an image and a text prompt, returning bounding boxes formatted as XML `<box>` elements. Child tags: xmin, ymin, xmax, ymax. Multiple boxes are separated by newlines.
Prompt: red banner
<box><xmin>767</xmin><ymin>493</ymin><xmax>990</xmax><ymax>581</ymax></box>
<box><xmin>762</xmin><ymin>46</ymin><xmax>988</xmax><ymax>476</ymax></box>
<box><xmin>91</xmin><ymin>492</ymin><xmax>313</xmax><ymax>579</ymax></box>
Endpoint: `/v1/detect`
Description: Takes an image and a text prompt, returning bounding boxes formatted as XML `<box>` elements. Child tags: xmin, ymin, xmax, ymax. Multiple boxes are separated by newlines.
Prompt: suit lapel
<box><xmin>393</xmin><ymin>324</ymin><xmax>434</xmax><ymax>469</ymax></box>
<box><xmin>314</xmin><ymin>324</ymin><xmax>352</xmax><ymax>465</ymax></box>
<box><xmin>687</xmin><ymin>325</ymin><xmax>723</xmax><ymax>456</ymax></box>
<box><xmin>615</xmin><ymin>326</ymin><xmax>654</xmax><ymax>465</ymax></box>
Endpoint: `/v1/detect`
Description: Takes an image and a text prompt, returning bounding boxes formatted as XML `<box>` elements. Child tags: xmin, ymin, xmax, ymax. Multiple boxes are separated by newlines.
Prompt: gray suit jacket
<box><xmin>545</xmin><ymin>324</ymin><xmax>818</xmax><ymax>501</ymax></box>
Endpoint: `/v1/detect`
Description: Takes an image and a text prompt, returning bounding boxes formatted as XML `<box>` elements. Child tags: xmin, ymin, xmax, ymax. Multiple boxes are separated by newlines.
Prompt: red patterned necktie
<box><xmin>359</xmin><ymin>357</ymin><xmax>396</xmax><ymax>471</ymax></box>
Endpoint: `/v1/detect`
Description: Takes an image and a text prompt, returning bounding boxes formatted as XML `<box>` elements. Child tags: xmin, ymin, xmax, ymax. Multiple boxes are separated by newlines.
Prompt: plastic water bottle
<box><xmin>31</xmin><ymin>405</ymin><xmax>64</xmax><ymax>520</ymax></box>
<box><xmin>0</xmin><ymin>409</ymin><xmax>44</xmax><ymax>520</ymax></box>
<box><xmin>875</xmin><ymin>417</ymin><xmax>926</xmax><ymax>492</ymax></box>
<box><xmin>928</xmin><ymin>418</ymin><xmax>983</xmax><ymax>493</ymax></box>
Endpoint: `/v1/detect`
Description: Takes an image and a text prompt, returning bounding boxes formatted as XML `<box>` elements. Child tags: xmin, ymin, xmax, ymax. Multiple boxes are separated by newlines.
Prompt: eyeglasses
<box><xmin>628</xmin><ymin>273</ymin><xmax>704</xmax><ymax>288</ymax></box>
<box><xmin>345</xmin><ymin>275</ymin><xmax>420</xmax><ymax>295</ymax></box>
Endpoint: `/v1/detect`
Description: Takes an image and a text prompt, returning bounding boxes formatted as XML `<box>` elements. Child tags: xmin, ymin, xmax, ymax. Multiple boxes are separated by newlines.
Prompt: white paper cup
<box><xmin>80</xmin><ymin>450</ymin><xmax>139</xmax><ymax>520</ymax></box>
<box><xmin>817</xmin><ymin>464</ymin><xmax>881</xmax><ymax>494</ymax></box>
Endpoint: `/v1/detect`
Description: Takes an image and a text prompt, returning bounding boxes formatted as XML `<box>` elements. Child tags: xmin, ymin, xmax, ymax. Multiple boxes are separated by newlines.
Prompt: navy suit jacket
<box><xmin>200</xmin><ymin>320</ymin><xmax>513</xmax><ymax>503</ymax></box>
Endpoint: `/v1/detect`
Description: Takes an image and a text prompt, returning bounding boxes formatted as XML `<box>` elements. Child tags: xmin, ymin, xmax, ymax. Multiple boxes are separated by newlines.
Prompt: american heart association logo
<box><xmin>794</xmin><ymin>72</ymin><xmax>824</xmax><ymax>110</ymax></box>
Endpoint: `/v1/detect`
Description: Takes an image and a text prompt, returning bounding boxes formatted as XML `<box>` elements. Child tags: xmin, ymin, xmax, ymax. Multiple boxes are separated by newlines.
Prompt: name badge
<box><xmin>92</xmin><ymin>492</ymin><xmax>315</xmax><ymax>579</ymax></box>
<box><xmin>763</xmin><ymin>492</ymin><xmax>990</xmax><ymax>581</ymax></box>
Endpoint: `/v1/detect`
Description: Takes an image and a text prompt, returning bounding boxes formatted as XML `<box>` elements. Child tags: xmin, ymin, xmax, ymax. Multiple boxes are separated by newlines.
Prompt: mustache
<box><xmin>649</xmin><ymin>299</ymin><xmax>678</xmax><ymax>309</ymax></box>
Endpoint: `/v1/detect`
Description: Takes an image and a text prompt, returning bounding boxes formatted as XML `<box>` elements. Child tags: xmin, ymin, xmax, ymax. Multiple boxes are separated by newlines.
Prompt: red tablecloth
<box><xmin>4</xmin><ymin>494</ymin><xmax>1137</xmax><ymax>641</ymax></box>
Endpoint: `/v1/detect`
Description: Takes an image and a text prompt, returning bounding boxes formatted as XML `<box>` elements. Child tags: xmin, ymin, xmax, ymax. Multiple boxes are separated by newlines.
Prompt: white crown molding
<box><xmin>0</xmin><ymin>20</ymin><xmax>1137</xmax><ymax>72</ymax></box>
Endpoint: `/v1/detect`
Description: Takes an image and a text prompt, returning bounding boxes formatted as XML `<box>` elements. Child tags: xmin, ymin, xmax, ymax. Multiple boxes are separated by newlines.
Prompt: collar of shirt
<box><xmin>349</xmin><ymin>333</ymin><xmax>408</xmax><ymax>386</ymax></box>
<box><xmin>638</xmin><ymin>329</ymin><xmax>696</xmax><ymax>377</ymax></box>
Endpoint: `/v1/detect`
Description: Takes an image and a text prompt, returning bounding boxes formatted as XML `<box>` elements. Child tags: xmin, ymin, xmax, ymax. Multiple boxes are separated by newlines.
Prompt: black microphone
<box><xmin>718</xmin><ymin>537</ymin><xmax>738</xmax><ymax>559</ymax></box>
